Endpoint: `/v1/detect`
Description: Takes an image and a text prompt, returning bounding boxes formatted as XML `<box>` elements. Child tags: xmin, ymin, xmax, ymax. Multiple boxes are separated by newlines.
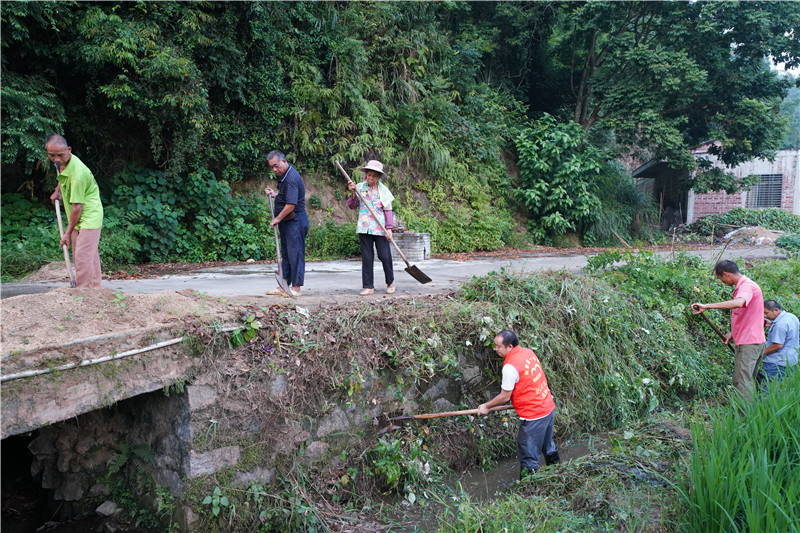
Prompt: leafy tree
<box><xmin>542</xmin><ymin>1</ymin><xmax>799</xmax><ymax>192</ymax></box>
<box><xmin>0</xmin><ymin>3</ymin><xmax>66</xmax><ymax>175</ymax></box>
<box><xmin>515</xmin><ymin>114</ymin><xmax>602</xmax><ymax>242</ymax></box>
<box><xmin>780</xmin><ymin>86</ymin><xmax>800</xmax><ymax>149</ymax></box>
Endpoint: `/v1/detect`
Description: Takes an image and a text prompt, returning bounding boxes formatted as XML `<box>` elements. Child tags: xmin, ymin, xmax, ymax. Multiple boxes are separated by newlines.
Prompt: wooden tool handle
<box><xmin>413</xmin><ymin>405</ymin><xmax>513</xmax><ymax>419</ymax></box>
<box><xmin>54</xmin><ymin>200</ymin><xmax>76</xmax><ymax>287</ymax></box>
<box><xmin>335</xmin><ymin>161</ymin><xmax>412</xmax><ymax>267</ymax></box>
<box><xmin>268</xmin><ymin>196</ymin><xmax>282</xmax><ymax>265</ymax></box>
<box><xmin>694</xmin><ymin>305</ymin><xmax>736</xmax><ymax>354</ymax></box>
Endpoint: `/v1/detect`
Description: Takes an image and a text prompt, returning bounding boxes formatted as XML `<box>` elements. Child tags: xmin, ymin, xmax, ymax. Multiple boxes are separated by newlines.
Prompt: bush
<box><xmin>99</xmin><ymin>206</ymin><xmax>149</xmax><ymax>272</ymax></box>
<box><xmin>583</xmin><ymin>164</ymin><xmax>658</xmax><ymax>246</ymax></box>
<box><xmin>776</xmin><ymin>231</ymin><xmax>800</xmax><ymax>258</ymax></box>
<box><xmin>305</xmin><ymin>222</ymin><xmax>360</xmax><ymax>260</ymax></box>
<box><xmin>109</xmin><ymin>164</ymin><xmax>272</xmax><ymax>263</ymax></box>
<box><xmin>691</xmin><ymin>207</ymin><xmax>800</xmax><ymax>236</ymax></box>
<box><xmin>514</xmin><ymin>115</ymin><xmax>602</xmax><ymax>243</ymax></box>
<box><xmin>1</xmin><ymin>193</ymin><xmax>61</xmax><ymax>281</ymax></box>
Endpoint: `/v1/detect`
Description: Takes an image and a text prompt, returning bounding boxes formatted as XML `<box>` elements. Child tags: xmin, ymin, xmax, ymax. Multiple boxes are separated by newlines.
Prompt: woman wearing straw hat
<box><xmin>347</xmin><ymin>160</ymin><xmax>396</xmax><ymax>295</ymax></box>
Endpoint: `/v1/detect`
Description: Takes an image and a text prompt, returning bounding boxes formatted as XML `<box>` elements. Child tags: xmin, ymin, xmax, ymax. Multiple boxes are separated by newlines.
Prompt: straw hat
<box><xmin>360</xmin><ymin>160</ymin><xmax>386</xmax><ymax>177</ymax></box>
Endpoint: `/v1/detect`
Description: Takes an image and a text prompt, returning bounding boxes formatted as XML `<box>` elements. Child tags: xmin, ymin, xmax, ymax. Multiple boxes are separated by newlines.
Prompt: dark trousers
<box><xmin>359</xmin><ymin>233</ymin><xmax>394</xmax><ymax>289</ymax></box>
<box><xmin>279</xmin><ymin>211</ymin><xmax>309</xmax><ymax>287</ymax></box>
<box><xmin>517</xmin><ymin>409</ymin><xmax>557</xmax><ymax>473</ymax></box>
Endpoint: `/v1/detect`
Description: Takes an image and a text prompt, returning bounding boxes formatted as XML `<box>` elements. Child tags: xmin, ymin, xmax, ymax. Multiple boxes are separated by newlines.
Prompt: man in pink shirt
<box><xmin>692</xmin><ymin>260</ymin><xmax>766</xmax><ymax>401</ymax></box>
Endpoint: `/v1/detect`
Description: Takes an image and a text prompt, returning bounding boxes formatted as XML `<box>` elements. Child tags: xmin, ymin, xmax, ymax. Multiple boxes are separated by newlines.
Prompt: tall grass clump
<box><xmin>459</xmin><ymin>268</ymin><xmax>730</xmax><ymax>432</ymax></box>
<box><xmin>682</xmin><ymin>370</ymin><xmax>800</xmax><ymax>532</ymax></box>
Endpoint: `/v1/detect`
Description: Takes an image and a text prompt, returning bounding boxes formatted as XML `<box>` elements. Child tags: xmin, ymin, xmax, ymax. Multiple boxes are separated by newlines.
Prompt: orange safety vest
<box><xmin>504</xmin><ymin>345</ymin><xmax>555</xmax><ymax>420</ymax></box>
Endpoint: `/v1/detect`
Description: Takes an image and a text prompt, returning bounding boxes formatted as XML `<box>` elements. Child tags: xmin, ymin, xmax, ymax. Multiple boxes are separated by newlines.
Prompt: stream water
<box><xmin>392</xmin><ymin>436</ymin><xmax>601</xmax><ymax>532</ymax></box>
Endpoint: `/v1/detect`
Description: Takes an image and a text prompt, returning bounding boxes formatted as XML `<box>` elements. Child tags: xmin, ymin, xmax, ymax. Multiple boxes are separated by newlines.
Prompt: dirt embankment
<box><xmin>1</xmin><ymin>288</ymin><xmax>238</xmax><ymax>356</ymax></box>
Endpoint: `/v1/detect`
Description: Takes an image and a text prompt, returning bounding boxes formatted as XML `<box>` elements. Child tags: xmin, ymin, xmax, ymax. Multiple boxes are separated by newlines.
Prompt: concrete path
<box><xmin>1</xmin><ymin>246</ymin><xmax>785</xmax><ymax>301</ymax></box>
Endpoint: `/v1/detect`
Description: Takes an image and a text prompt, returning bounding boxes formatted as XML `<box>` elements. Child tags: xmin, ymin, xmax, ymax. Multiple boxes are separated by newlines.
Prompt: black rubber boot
<box><xmin>544</xmin><ymin>451</ymin><xmax>561</xmax><ymax>465</ymax></box>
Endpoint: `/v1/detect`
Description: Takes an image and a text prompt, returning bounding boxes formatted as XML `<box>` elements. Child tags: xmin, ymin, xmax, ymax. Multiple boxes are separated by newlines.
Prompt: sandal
<box><xmin>386</xmin><ymin>283</ymin><xmax>396</xmax><ymax>294</ymax></box>
<box><xmin>359</xmin><ymin>288</ymin><xmax>375</xmax><ymax>296</ymax></box>
<box><xmin>265</xmin><ymin>288</ymin><xmax>286</xmax><ymax>296</ymax></box>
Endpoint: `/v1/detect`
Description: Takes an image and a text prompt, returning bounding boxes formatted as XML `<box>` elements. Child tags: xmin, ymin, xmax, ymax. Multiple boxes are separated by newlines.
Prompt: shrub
<box><xmin>691</xmin><ymin>207</ymin><xmax>800</xmax><ymax>236</ymax></box>
<box><xmin>776</xmin><ymin>231</ymin><xmax>800</xmax><ymax>258</ymax></box>
<box><xmin>109</xmin><ymin>164</ymin><xmax>272</xmax><ymax>263</ymax></box>
<box><xmin>514</xmin><ymin>114</ymin><xmax>602</xmax><ymax>243</ymax></box>
<box><xmin>1</xmin><ymin>193</ymin><xmax>61</xmax><ymax>281</ymax></box>
<box><xmin>305</xmin><ymin>222</ymin><xmax>360</xmax><ymax>260</ymax></box>
<box><xmin>583</xmin><ymin>164</ymin><xmax>658</xmax><ymax>246</ymax></box>
<box><xmin>99</xmin><ymin>206</ymin><xmax>149</xmax><ymax>272</ymax></box>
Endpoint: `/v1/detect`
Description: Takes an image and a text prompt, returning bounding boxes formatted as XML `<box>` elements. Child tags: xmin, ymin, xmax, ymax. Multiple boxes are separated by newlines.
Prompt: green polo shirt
<box><xmin>56</xmin><ymin>154</ymin><xmax>103</xmax><ymax>230</ymax></box>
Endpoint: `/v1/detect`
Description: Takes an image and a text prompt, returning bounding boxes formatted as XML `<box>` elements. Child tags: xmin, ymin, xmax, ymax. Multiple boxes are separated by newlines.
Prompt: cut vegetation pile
<box><xmin>179</xmin><ymin>254</ymin><xmax>798</xmax><ymax>531</ymax></box>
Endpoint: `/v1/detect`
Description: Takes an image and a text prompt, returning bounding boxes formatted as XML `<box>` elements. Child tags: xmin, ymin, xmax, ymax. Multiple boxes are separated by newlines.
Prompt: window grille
<box><xmin>746</xmin><ymin>174</ymin><xmax>782</xmax><ymax>208</ymax></box>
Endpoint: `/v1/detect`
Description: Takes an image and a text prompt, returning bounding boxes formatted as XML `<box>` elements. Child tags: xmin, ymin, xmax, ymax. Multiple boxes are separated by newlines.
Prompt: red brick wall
<box><xmin>692</xmin><ymin>191</ymin><xmax>744</xmax><ymax>219</ymax></box>
<box><xmin>690</xmin><ymin>150</ymin><xmax>798</xmax><ymax>222</ymax></box>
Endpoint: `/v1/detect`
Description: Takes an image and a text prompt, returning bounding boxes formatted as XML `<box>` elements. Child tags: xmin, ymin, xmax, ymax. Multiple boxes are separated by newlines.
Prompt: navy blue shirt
<box><xmin>275</xmin><ymin>165</ymin><xmax>306</xmax><ymax>214</ymax></box>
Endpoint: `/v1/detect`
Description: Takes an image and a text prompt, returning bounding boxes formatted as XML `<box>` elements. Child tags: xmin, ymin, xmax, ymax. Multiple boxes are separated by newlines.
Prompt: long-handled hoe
<box><xmin>375</xmin><ymin>405</ymin><xmax>513</xmax><ymax>435</ymax></box>
<box><xmin>692</xmin><ymin>304</ymin><xmax>735</xmax><ymax>354</ymax></box>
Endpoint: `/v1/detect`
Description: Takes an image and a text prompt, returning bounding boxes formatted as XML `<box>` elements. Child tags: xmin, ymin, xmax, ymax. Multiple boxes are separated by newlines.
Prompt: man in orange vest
<box><xmin>478</xmin><ymin>330</ymin><xmax>560</xmax><ymax>477</ymax></box>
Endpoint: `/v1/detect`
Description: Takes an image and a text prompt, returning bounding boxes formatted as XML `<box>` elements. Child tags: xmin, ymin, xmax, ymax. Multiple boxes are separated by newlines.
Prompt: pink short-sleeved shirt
<box><xmin>730</xmin><ymin>276</ymin><xmax>766</xmax><ymax>345</ymax></box>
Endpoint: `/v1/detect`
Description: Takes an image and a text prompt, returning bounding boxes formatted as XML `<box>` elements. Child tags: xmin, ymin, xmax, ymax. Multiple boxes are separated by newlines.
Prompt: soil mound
<box><xmin>1</xmin><ymin>288</ymin><xmax>238</xmax><ymax>354</ymax></box>
<box><xmin>21</xmin><ymin>261</ymin><xmax>72</xmax><ymax>282</ymax></box>
<box><xmin>723</xmin><ymin>226</ymin><xmax>783</xmax><ymax>245</ymax></box>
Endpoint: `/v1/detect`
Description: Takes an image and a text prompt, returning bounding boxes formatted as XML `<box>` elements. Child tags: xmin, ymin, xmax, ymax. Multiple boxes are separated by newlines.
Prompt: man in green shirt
<box><xmin>47</xmin><ymin>134</ymin><xmax>104</xmax><ymax>287</ymax></box>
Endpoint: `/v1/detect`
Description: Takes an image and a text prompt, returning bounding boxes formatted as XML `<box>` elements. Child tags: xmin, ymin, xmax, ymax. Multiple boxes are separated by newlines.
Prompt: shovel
<box><xmin>54</xmin><ymin>199</ymin><xmax>77</xmax><ymax>287</ymax></box>
<box><xmin>375</xmin><ymin>405</ymin><xmax>513</xmax><ymax>434</ymax></box>
<box><xmin>335</xmin><ymin>161</ymin><xmax>432</xmax><ymax>284</ymax></box>
<box><xmin>268</xmin><ymin>195</ymin><xmax>295</xmax><ymax>297</ymax></box>
<box><xmin>692</xmin><ymin>305</ymin><xmax>735</xmax><ymax>354</ymax></box>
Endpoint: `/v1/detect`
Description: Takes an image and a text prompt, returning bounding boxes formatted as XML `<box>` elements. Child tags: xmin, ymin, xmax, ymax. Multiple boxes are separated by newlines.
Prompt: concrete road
<box><xmin>1</xmin><ymin>246</ymin><xmax>785</xmax><ymax>300</ymax></box>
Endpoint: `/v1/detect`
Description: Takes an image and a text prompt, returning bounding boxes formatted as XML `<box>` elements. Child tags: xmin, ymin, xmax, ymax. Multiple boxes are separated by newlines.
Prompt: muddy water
<box><xmin>393</xmin><ymin>437</ymin><xmax>601</xmax><ymax>531</ymax></box>
<box><xmin>454</xmin><ymin>440</ymin><xmax>592</xmax><ymax>502</ymax></box>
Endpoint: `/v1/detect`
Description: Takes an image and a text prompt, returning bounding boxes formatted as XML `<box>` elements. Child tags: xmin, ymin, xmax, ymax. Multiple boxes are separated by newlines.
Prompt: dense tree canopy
<box><xmin>2</xmin><ymin>1</ymin><xmax>798</xmax><ymax>247</ymax></box>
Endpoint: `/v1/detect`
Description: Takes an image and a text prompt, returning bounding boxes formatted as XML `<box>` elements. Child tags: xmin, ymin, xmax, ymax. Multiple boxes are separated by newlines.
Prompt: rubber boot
<box><xmin>544</xmin><ymin>451</ymin><xmax>561</xmax><ymax>465</ymax></box>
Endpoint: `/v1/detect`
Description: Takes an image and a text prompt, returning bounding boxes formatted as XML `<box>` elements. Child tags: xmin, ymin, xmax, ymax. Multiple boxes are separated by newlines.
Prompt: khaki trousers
<box><xmin>71</xmin><ymin>228</ymin><xmax>102</xmax><ymax>288</ymax></box>
<box><xmin>732</xmin><ymin>343</ymin><xmax>765</xmax><ymax>402</ymax></box>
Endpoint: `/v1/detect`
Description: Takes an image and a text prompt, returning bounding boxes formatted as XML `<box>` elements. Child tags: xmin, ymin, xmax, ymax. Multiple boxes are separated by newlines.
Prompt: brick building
<box><xmin>633</xmin><ymin>144</ymin><xmax>800</xmax><ymax>228</ymax></box>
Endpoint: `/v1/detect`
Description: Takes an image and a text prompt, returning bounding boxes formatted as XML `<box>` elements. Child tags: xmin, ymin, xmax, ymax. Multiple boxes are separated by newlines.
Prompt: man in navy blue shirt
<box><xmin>762</xmin><ymin>300</ymin><xmax>799</xmax><ymax>382</ymax></box>
<box><xmin>264</xmin><ymin>150</ymin><xmax>309</xmax><ymax>296</ymax></box>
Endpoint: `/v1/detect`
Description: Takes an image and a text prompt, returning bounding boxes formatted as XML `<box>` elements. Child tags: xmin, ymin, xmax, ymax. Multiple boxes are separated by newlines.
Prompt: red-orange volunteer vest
<box><xmin>504</xmin><ymin>345</ymin><xmax>555</xmax><ymax>419</ymax></box>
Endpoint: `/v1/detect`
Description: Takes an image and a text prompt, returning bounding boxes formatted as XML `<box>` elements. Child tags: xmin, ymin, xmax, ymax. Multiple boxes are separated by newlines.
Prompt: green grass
<box><xmin>436</xmin><ymin>491</ymin><xmax>592</xmax><ymax>532</ymax></box>
<box><xmin>682</xmin><ymin>370</ymin><xmax>800</xmax><ymax>532</ymax></box>
<box><xmin>459</xmin><ymin>264</ymin><xmax>731</xmax><ymax>432</ymax></box>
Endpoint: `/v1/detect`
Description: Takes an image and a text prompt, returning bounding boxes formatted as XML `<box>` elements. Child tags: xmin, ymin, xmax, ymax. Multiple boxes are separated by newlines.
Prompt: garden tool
<box><xmin>268</xmin><ymin>195</ymin><xmax>295</xmax><ymax>297</ymax></box>
<box><xmin>54</xmin><ymin>199</ymin><xmax>77</xmax><ymax>287</ymax></box>
<box><xmin>692</xmin><ymin>305</ymin><xmax>735</xmax><ymax>354</ymax></box>
<box><xmin>334</xmin><ymin>161</ymin><xmax>432</xmax><ymax>284</ymax></box>
<box><xmin>375</xmin><ymin>405</ymin><xmax>513</xmax><ymax>435</ymax></box>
